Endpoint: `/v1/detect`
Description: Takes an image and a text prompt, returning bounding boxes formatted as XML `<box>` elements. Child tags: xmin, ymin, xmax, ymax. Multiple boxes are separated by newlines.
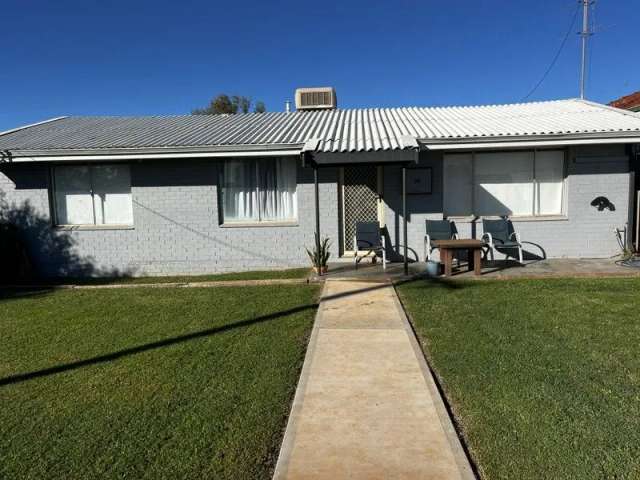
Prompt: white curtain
<box><xmin>259</xmin><ymin>158</ymin><xmax>297</xmax><ymax>221</ymax></box>
<box><xmin>223</xmin><ymin>159</ymin><xmax>258</xmax><ymax>221</ymax></box>
<box><xmin>223</xmin><ymin>158</ymin><xmax>296</xmax><ymax>222</ymax></box>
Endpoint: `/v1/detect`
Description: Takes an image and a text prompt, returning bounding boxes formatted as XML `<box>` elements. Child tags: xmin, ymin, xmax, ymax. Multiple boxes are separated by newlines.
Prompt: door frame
<box><xmin>339</xmin><ymin>165</ymin><xmax>385</xmax><ymax>256</ymax></box>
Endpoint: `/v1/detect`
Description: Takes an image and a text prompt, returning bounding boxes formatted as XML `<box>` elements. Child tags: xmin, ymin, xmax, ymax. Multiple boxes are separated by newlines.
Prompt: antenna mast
<box><xmin>579</xmin><ymin>0</ymin><xmax>593</xmax><ymax>99</ymax></box>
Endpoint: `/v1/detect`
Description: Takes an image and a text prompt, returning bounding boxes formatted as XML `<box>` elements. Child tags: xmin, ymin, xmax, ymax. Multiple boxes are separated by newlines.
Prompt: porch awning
<box><xmin>302</xmin><ymin>136</ymin><xmax>419</xmax><ymax>166</ymax></box>
<box><xmin>306</xmin><ymin>136</ymin><xmax>417</xmax><ymax>277</ymax></box>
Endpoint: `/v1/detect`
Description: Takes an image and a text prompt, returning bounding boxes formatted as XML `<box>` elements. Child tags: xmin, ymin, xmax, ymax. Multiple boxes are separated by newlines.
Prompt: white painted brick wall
<box><xmin>0</xmin><ymin>160</ymin><xmax>340</xmax><ymax>277</ymax></box>
<box><xmin>0</xmin><ymin>144</ymin><xmax>632</xmax><ymax>277</ymax></box>
<box><xmin>383</xmin><ymin>145</ymin><xmax>632</xmax><ymax>261</ymax></box>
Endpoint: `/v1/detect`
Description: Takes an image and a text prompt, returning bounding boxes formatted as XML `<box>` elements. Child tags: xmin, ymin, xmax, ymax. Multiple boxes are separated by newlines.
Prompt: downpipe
<box><xmin>615</xmin><ymin>224</ymin><xmax>640</xmax><ymax>268</ymax></box>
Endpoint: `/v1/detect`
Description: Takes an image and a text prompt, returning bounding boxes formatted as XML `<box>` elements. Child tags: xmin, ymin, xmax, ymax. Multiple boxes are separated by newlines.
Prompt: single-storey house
<box><xmin>1</xmin><ymin>93</ymin><xmax>640</xmax><ymax>277</ymax></box>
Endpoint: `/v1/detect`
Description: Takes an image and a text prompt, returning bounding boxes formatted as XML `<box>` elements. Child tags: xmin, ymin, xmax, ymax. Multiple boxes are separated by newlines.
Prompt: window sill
<box><xmin>446</xmin><ymin>215</ymin><xmax>568</xmax><ymax>223</ymax></box>
<box><xmin>55</xmin><ymin>224</ymin><xmax>135</xmax><ymax>231</ymax></box>
<box><xmin>509</xmin><ymin>215</ymin><xmax>569</xmax><ymax>222</ymax></box>
<box><xmin>220</xmin><ymin>221</ymin><xmax>299</xmax><ymax>228</ymax></box>
<box><xmin>444</xmin><ymin>216</ymin><xmax>476</xmax><ymax>223</ymax></box>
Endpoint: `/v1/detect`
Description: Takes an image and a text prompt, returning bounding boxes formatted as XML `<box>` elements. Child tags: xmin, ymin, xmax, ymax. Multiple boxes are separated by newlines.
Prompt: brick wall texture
<box><xmin>383</xmin><ymin>144</ymin><xmax>633</xmax><ymax>261</ymax></box>
<box><xmin>0</xmin><ymin>144</ymin><xmax>633</xmax><ymax>277</ymax></box>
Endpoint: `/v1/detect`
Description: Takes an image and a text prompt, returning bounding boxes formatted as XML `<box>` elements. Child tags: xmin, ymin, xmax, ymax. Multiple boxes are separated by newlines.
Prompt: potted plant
<box><xmin>306</xmin><ymin>234</ymin><xmax>331</xmax><ymax>275</ymax></box>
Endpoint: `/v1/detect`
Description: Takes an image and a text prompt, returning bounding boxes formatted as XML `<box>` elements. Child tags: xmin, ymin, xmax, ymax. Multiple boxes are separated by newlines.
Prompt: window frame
<box><xmin>443</xmin><ymin>148</ymin><xmax>567</xmax><ymax>219</ymax></box>
<box><xmin>218</xmin><ymin>157</ymin><xmax>299</xmax><ymax>227</ymax></box>
<box><xmin>50</xmin><ymin>163</ymin><xmax>134</xmax><ymax>228</ymax></box>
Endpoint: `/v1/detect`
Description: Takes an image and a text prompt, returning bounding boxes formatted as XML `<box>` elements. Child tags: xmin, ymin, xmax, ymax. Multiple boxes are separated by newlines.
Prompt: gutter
<box><xmin>421</xmin><ymin>132</ymin><xmax>640</xmax><ymax>151</ymax></box>
<box><xmin>3</xmin><ymin>132</ymin><xmax>640</xmax><ymax>163</ymax></box>
<box><xmin>1</xmin><ymin>143</ymin><xmax>303</xmax><ymax>163</ymax></box>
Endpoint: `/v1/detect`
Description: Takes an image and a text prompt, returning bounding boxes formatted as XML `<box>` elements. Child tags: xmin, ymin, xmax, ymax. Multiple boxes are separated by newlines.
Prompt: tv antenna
<box><xmin>579</xmin><ymin>0</ymin><xmax>595</xmax><ymax>99</ymax></box>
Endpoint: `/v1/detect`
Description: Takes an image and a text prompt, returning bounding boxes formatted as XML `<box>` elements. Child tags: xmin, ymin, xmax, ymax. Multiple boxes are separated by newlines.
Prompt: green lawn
<box><xmin>397</xmin><ymin>277</ymin><xmax>640</xmax><ymax>480</ymax></box>
<box><xmin>39</xmin><ymin>267</ymin><xmax>311</xmax><ymax>285</ymax></box>
<box><xmin>0</xmin><ymin>283</ymin><xmax>320</xmax><ymax>479</ymax></box>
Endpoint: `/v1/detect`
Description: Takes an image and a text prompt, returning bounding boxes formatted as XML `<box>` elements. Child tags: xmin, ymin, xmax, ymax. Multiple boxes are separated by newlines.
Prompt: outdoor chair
<box><xmin>482</xmin><ymin>218</ymin><xmax>524</xmax><ymax>264</ymax></box>
<box><xmin>424</xmin><ymin>219</ymin><xmax>458</xmax><ymax>262</ymax></box>
<box><xmin>354</xmin><ymin>221</ymin><xmax>386</xmax><ymax>270</ymax></box>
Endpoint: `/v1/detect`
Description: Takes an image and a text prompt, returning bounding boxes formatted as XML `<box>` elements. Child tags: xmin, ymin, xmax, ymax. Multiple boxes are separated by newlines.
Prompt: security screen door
<box><xmin>341</xmin><ymin>165</ymin><xmax>383</xmax><ymax>253</ymax></box>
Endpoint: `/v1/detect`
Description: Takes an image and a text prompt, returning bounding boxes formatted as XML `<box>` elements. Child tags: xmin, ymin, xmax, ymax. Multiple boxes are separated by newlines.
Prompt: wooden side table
<box><xmin>432</xmin><ymin>239</ymin><xmax>485</xmax><ymax>276</ymax></box>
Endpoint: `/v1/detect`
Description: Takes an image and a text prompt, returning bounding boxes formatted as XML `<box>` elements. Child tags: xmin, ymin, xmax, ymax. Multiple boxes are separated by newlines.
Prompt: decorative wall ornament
<box><xmin>406</xmin><ymin>168</ymin><xmax>432</xmax><ymax>195</ymax></box>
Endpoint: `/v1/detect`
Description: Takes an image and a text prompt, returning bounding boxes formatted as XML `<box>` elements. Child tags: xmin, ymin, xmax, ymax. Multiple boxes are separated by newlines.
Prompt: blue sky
<box><xmin>1</xmin><ymin>0</ymin><xmax>638</xmax><ymax>130</ymax></box>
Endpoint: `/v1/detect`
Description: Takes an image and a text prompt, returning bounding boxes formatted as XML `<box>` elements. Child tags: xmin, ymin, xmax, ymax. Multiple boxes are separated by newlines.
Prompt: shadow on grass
<box><xmin>0</xmin><ymin>275</ymin><xmax>473</xmax><ymax>388</ymax></box>
<box><xmin>0</xmin><ymin>287</ymin><xmax>55</xmax><ymax>302</ymax></box>
<box><xmin>0</xmin><ymin>302</ymin><xmax>320</xmax><ymax>388</ymax></box>
<box><xmin>393</xmin><ymin>274</ymin><xmax>471</xmax><ymax>291</ymax></box>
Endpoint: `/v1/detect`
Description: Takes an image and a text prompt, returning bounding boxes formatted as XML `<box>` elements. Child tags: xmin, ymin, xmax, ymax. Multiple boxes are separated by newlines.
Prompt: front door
<box><xmin>341</xmin><ymin>165</ymin><xmax>383</xmax><ymax>254</ymax></box>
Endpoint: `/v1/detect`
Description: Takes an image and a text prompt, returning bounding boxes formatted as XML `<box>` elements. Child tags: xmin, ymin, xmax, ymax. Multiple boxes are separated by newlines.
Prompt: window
<box><xmin>442</xmin><ymin>154</ymin><xmax>473</xmax><ymax>217</ymax></box>
<box><xmin>53</xmin><ymin>164</ymin><xmax>133</xmax><ymax>226</ymax></box>
<box><xmin>443</xmin><ymin>150</ymin><xmax>565</xmax><ymax>217</ymax></box>
<box><xmin>474</xmin><ymin>151</ymin><xmax>534</xmax><ymax>216</ymax></box>
<box><xmin>221</xmin><ymin>158</ymin><xmax>298</xmax><ymax>223</ymax></box>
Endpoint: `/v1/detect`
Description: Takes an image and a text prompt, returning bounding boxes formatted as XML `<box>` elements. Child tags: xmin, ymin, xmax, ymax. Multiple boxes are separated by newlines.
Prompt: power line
<box><xmin>521</xmin><ymin>3</ymin><xmax>580</xmax><ymax>102</ymax></box>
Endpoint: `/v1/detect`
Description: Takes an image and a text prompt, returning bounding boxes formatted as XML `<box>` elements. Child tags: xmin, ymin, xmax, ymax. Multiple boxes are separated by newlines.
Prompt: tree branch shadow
<box><xmin>0</xmin><ymin>301</ymin><xmax>319</xmax><ymax>388</ymax></box>
<box><xmin>0</xmin><ymin>189</ymin><xmax>131</xmax><ymax>287</ymax></box>
<box><xmin>0</xmin><ymin>276</ymin><xmax>468</xmax><ymax>388</ymax></box>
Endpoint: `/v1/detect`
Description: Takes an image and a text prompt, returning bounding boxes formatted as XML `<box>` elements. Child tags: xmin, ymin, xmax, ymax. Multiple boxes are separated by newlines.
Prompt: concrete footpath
<box><xmin>273</xmin><ymin>280</ymin><xmax>475</xmax><ymax>480</ymax></box>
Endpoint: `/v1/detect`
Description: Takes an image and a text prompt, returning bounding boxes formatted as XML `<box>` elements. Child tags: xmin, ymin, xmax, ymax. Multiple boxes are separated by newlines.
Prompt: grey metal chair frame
<box><xmin>424</xmin><ymin>220</ymin><xmax>459</xmax><ymax>262</ymax></box>
<box><xmin>481</xmin><ymin>218</ymin><xmax>524</xmax><ymax>264</ymax></box>
<box><xmin>353</xmin><ymin>222</ymin><xmax>386</xmax><ymax>270</ymax></box>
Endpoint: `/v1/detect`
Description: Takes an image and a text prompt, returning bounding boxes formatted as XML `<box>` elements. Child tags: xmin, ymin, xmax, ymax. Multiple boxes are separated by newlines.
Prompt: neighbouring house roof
<box><xmin>1</xmin><ymin>98</ymin><xmax>640</xmax><ymax>160</ymax></box>
<box><xmin>609</xmin><ymin>91</ymin><xmax>640</xmax><ymax>112</ymax></box>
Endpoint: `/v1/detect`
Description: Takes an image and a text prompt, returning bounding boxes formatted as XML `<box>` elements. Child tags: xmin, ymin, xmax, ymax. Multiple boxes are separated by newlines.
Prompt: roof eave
<box><xmin>1</xmin><ymin>143</ymin><xmax>304</xmax><ymax>162</ymax></box>
<box><xmin>3</xmin><ymin>131</ymin><xmax>640</xmax><ymax>162</ymax></box>
<box><xmin>421</xmin><ymin>131</ymin><xmax>640</xmax><ymax>150</ymax></box>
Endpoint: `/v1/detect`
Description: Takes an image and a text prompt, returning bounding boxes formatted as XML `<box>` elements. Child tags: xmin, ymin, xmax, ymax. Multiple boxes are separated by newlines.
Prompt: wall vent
<box><xmin>295</xmin><ymin>87</ymin><xmax>337</xmax><ymax>110</ymax></box>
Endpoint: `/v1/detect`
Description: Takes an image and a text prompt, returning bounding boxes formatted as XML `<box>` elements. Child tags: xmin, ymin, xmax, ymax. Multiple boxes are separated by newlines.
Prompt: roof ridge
<box><xmin>575</xmin><ymin>98</ymin><xmax>640</xmax><ymax>120</ymax></box>
<box><xmin>425</xmin><ymin>98</ymin><xmax>572</xmax><ymax>110</ymax></box>
<box><xmin>0</xmin><ymin>116</ymin><xmax>68</xmax><ymax>138</ymax></box>
<box><xmin>324</xmin><ymin>98</ymin><xmax>573</xmax><ymax>112</ymax></box>
<box><xmin>50</xmin><ymin>99</ymin><xmax>581</xmax><ymax>121</ymax></box>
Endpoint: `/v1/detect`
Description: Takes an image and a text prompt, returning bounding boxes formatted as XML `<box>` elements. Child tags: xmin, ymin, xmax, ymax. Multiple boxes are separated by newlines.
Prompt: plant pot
<box><xmin>425</xmin><ymin>260</ymin><xmax>441</xmax><ymax>277</ymax></box>
<box><xmin>313</xmin><ymin>266</ymin><xmax>328</xmax><ymax>275</ymax></box>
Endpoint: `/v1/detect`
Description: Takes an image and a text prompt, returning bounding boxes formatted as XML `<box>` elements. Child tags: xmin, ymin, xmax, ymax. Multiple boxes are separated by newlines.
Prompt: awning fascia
<box><xmin>301</xmin><ymin>136</ymin><xmax>419</xmax><ymax>166</ymax></box>
<box><xmin>306</xmin><ymin>149</ymin><xmax>419</xmax><ymax>166</ymax></box>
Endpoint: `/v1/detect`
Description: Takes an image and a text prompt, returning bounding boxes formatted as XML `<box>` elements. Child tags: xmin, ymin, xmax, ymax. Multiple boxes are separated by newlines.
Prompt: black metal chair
<box><xmin>482</xmin><ymin>218</ymin><xmax>524</xmax><ymax>264</ymax></box>
<box><xmin>424</xmin><ymin>219</ymin><xmax>458</xmax><ymax>261</ymax></box>
<box><xmin>354</xmin><ymin>221</ymin><xmax>386</xmax><ymax>270</ymax></box>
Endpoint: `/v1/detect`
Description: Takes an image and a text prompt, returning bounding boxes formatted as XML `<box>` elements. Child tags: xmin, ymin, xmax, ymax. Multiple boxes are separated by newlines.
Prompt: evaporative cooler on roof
<box><xmin>295</xmin><ymin>87</ymin><xmax>337</xmax><ymax>110</ymax></box>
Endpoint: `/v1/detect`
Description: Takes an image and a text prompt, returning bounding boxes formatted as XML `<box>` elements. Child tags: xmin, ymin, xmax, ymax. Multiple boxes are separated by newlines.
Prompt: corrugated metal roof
<box><xmin>1</xmin><ymin>98</ymin><xmax>640</xmax><ymax>155</ymax></box>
